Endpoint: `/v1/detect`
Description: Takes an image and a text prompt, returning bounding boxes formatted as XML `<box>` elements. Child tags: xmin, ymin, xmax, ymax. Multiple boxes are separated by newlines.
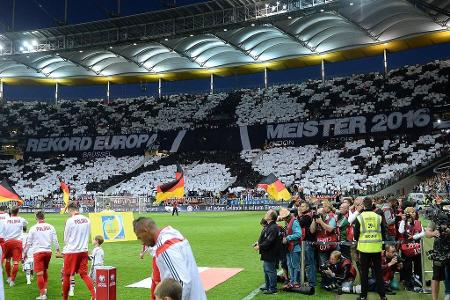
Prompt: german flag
<box><xmin>155</xmin><ymin>165</ymin><xmax>184</xmax><ymax>204</ymax></box>
<box><xmin>60</xmin><ymin>178</ymin><xmax>70</xmax><ymax>214</ymax></box>
<box><xmin>257</xmin><ymin>173</ymin><xmax>291</xmax><ymax>201</ymax></box>
<box><xmin>0</xmin><ymin>179</ymin><xmax>23</xmax><ymax>206</ymax></box>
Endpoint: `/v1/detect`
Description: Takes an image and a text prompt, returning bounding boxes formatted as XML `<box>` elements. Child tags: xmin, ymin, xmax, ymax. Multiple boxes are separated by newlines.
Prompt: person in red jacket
<box><xmin>399</xmin><ymin>206</ymin><xmax>424</xmax><ymax>290</ymax></box>
<box><xmin>322</xmin><ymin>250</ymin><xmax>357</xmax><ymax>291</ymax></box>
<box><xmin>369</xmin><ymin>245</ymin><xmax>403</xmax><ymax>294</ymax></box>
<box><xmin>310</xmin><ymin>202</ymin><xmax>337</xmax><ymax>289</ymax></box>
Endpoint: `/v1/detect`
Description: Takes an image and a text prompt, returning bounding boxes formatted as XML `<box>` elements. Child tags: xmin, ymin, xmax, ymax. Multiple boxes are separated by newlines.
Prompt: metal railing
<box><xmin>0</xmin><ymin>0</ymin><xmax>337</xmax><ymax>56</ymax></box>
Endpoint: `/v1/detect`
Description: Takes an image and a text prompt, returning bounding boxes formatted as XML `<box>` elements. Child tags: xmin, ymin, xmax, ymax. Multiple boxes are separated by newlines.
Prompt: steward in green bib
<box><xmin>357</xmin><ymin>211</ymin><xmax>383</xmax><ymax>253</ymax></box>
<box><xmin>354</xmin><ymin>197</ymin><xmax>387</xmax><ymax>300</ymax></box>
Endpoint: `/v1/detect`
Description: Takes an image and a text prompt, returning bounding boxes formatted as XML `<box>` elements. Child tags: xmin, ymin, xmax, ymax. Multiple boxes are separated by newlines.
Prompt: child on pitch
<box><xmin>155</xmin><ymin>278</ymin><xmax>182</xmax><ymax>300</ymax></box>
<box><xmin>60</xmin><ymin>264</ymin><xmax>76</xmax><ymax>296</ymax></box>
<box><xmin>89</xmin><ymin>235</ymin><xmax>104</xmax><ymax>283</ymax></box>
<box><xmin>22</xmin><ymin>226</ymin><xmax>34</xmax><ymax>285</ymax></box>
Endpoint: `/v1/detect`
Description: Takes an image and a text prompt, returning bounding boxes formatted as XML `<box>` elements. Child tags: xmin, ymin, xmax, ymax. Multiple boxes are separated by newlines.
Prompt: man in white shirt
<box><xmin>3</xmin><ymin>206</ymin><xmax>27</xmax><ymax>286</ymax></box>
<box><xmin>23</xmin><ymin>211</ymin><xmax>61</xmax><ymax>300</ymax></box>
<box><xmin>62</xmin><ymin>202</ymin><xmax>95</xmax><ymax>300</ymax></box>
<box><xmin>0</xmin><ymin>206</ymin><xmax>9</xmax><ymax>254</ymax></box>
<box><xmin>133</xmin><ymin>217</ymin><xmax>206</xmax><ymax>300</ymax></box>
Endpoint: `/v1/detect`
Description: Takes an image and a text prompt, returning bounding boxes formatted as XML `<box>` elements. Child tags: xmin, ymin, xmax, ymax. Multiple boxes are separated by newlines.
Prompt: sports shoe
<box><xmin>6</xmin><ymin>277</ymin><xmax>11</xmax><ymax>284</ymax></box>
<box><xmin>9</xmin><ymin>281</ymin><xmax>15</xmax><ymax>287</ymax></box>
<box><xmin>263</xmin><ymin>290</ymin><xmax>277</xmax><ymax>295</ymax></box>
<box><xmin>69</xmin><ymin>289</ymin><xmax>75</xmax><ymax>296</ymax></box>
<box><xmin>36</xmin><ymin>295</ymin><xmax>47</xmax><ymax>300</ymax></box>
<box><xmin>27</xmin><ymin>280</ymin><xmax>31</xmax><ymax>285</ymax></box>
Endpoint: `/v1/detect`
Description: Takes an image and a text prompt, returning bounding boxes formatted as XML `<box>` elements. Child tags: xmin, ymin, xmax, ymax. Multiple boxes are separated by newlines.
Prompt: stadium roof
<box><xmin>0</xmin><ymin>0</ymin><xmax>449</xmax><ymax>85</ymax></box>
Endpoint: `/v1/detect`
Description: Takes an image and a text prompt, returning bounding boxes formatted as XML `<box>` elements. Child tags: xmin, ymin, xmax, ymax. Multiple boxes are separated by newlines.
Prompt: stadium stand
<box><xmin>0</xmin><ymin>59</ymin><xmax>449</xmax><ymax>203</ymax></box>
<box><xmin>0</xmin><ymin>93</ymin><xmax>228</xmax><ymax>138</ymax></box>
<box><xmin>1</xmin><ymin>59</ymin><xmax>448</xmax><ymax>139</ymax></box>
<box><xmin>236</xmin><ymin>59</ymin><xmax>449</xmax><ymax>126</ymax></box>
<box><xmin>1</xmin><ymin>131</ymin><xmax>448</xmax><ymax>203</ymax></box>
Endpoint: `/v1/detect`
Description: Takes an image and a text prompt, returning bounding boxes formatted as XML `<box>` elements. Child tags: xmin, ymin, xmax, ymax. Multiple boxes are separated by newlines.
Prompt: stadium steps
<box><xmin>374</xmin><ymin>154</ymin><xmax>449</xmax><ymax>196</ymax></box>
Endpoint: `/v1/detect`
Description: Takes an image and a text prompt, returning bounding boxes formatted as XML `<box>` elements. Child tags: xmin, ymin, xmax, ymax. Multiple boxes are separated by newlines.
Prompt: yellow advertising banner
<box><xmin>89</xmin><ymin>211</ymin><xmax>137</xmax><ymax>243</ymax></box>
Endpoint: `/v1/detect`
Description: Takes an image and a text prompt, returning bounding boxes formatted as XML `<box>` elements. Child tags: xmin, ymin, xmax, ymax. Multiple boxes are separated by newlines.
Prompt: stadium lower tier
<box><xmin>0</xmin><ymin>132</ymin><xmax>448</xmax><ymax>206</ymax></box>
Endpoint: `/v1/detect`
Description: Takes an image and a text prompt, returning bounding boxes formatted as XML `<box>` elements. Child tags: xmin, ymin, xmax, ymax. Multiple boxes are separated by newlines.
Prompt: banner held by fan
<box><xmin>59</xmin><ymin>177</ymin><xmax>70</xmax><ymax>214</ymax></box>
<box><xmin>154</xmin><ymin>164</ymin><xmax>184</xmax><ymax>204</ymax></box>
<box><xmin>0</xmin><ymin>179</ymin><xmax>24</xmax><ymax>206</ymax></box>
<box><xmin>257</xmin><ymin>173</ymin><xmax>291</xmax><ymax>201</ymax></box>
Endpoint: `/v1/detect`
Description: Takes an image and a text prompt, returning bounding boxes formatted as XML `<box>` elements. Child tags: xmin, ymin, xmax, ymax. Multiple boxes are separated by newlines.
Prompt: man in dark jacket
<box><xmin>255</xmin><ymin>209</ymin><xmax>281</xmax><ymax>294</ymax></box>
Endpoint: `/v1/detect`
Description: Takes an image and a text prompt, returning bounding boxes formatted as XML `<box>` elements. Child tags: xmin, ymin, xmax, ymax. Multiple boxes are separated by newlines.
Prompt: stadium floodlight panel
<box><xmin>31</xmin><ymin>40</ymin><xmax>38</xmax><ymax>46</ymax></box>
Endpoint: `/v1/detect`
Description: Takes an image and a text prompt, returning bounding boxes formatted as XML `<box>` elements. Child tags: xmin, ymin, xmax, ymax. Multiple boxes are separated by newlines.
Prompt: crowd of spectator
<box><xmin>0</xmin><ymin>59</ymin><xmax>448</xmax><ymax>138</ymax></box>
<box><xmin>414</xmin><ymin>170</ymin><xmax>450</xmax><ymax>195</ymax></box>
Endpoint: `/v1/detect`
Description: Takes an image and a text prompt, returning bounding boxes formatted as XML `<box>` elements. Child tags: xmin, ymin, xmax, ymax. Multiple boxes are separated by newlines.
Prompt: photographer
<box><xmin>299</xmin><ymin>202</ymin><xmax>316</xmax><ymax>291</ymax></box>
<box><xmin>425</xmin><ymin>202</ymin><xmax>450</xmax><ymax>300</ymax></box>
<box><xmin>376</xmin><ymin>244</ymin><xmax>403</xmax><ymax>294</ymax></box>
<box><xmin>280</xmin><ymin>208</ymin><xmax>302</xmax><ymax>289</ymax></box>
<box><xmin>321</xmin><ymin>250</ymin><xmax>356</xmax><ymax>291</ymax></box>
<box><xmin>382</xmin><ymin>198</ymin><xmax>399</xmax><ymax>241</ymax></box>
<box><xmin>254</xmin><ymin>209</ymin><xmax>281</xmax><ymax>295</ymax></box>
<box><xmin>310</xmin><ymin>201</ymin><xmax>337</xmax><ymax>289</ymax></box>
<box><xmin>336</xmin><ymin>202</ymin><xmax>352</xmax><ymax>260</ymax></box>
<box><xmin>398</xmin><ymin>206</ymin><xmax>424</xmax><ymax>290</ymax></box>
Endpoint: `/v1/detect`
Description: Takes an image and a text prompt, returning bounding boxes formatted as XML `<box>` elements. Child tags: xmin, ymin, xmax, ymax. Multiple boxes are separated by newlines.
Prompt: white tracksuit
<box><xmin>153</xmin><ymin>226</ymin><xmax>206</xmax><ymax>300</ymax></box>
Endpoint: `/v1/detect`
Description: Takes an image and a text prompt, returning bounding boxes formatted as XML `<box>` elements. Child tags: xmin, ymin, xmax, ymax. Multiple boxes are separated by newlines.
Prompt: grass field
<box><xmin>4</xmin><ymin>211</ymin><xmax>445</xmax><ymax>300</ymax></box>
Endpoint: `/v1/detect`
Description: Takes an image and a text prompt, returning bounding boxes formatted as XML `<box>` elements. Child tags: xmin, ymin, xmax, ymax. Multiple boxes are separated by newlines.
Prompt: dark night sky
<box><xmin>0</xmin><ymin>0</ymin><xmax>449</xmax><ymax>101</ymax></box>
<box><xmin>0</xmin><ymin>0</ymin><xmax>208</xmax><ymax>31</ymax></box>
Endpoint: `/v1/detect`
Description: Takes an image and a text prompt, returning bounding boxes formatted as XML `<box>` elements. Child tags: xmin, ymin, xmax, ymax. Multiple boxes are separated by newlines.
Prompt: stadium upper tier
<box><xmin>1</xmin><ymin>59</ymin><xmax>448</xmax><ymax>138</ymax></box>
<box><xmin>0</xmin><ymin>0</ymin><xmax>449</xmax><ymax>83</ymax></box>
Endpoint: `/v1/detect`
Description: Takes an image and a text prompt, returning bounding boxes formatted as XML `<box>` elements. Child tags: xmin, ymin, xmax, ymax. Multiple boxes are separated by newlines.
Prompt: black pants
<box><xmin>339</xmin><ymin>245</ymin><xmax>352</xmax><ymax>261</ymax></box>
<box><xmin>360</xmin><ymin>252</ymin><xmax>385</xmax><ymax>298</ymax></box>
<box><xmin>172</xmin><ymin>207</ymin><xmax>178</xmax><ymax>216</ymax></box>
<box><xmin>402</xmin><ymin>255</ymin><xmax>422</xmax><ymax>287</ymax></box>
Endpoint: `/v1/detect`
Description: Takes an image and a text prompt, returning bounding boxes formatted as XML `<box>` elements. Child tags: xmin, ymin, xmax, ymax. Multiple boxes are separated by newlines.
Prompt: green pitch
<box><xmin>5</xmin><ymin>212</ymin><xmax>445</xmax><ymax>300</ymax></box>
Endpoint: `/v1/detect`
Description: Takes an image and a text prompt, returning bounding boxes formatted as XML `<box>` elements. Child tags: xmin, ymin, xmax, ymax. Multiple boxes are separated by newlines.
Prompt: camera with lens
<box><xmin>393</xmin><ymin>254</ymin><xmax>404</xmax><ymax>264</ymax></box>
<box><xmin>319</xmin><ymin>263</ymin><xmax>330</xmax><ymax>272</ymax></box>
<box><xmin>312</xmin><ymin>213</ymin><xmax>321</xmax><ymax>220</ymax></box>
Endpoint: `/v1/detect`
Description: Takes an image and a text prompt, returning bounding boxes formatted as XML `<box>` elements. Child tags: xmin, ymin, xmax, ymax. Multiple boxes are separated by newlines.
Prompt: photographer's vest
<box><xmin>316</xmin><ymin>212</ymin><xmax>337</xmax><ymax>252</ymax></box>
<box><xmin>357</xmin><ymin>211</ymin><xmax>383</xmax><ymax>253</ymax></box>
<box><xmin>400</xmin><ymin>220</ymin><xmax>422</xmax><ymax>257</ymax></box>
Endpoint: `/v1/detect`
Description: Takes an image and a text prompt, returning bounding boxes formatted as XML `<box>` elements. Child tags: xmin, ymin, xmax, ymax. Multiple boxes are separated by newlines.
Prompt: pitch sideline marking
<box><xmin>242</xmin><ymin>284</ymin><xmax>265</xmax><ymax>300</ymax></box>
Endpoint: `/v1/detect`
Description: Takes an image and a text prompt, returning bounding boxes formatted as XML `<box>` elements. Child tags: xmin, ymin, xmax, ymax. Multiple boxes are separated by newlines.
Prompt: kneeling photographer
<box><xmin>374</xmin><ymin>244</ymin><xmax>403</xmax><ymax>295</ymax></box>
<box><xmin>425</xmin><ymin>200</ymin><xmax>450</xmax><ymax>300</ymax></box>
<box><xmin>321</xmin><ymin>250</ymin><xmax>357</xmax><ymax>292</ymax></box>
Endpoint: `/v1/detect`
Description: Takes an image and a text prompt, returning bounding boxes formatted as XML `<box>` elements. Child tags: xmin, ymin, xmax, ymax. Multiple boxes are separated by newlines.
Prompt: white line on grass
<box><xmin>242</xmin><ymin>284</ymin><xmax>265</xmax><ymax>300</ymax></box>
